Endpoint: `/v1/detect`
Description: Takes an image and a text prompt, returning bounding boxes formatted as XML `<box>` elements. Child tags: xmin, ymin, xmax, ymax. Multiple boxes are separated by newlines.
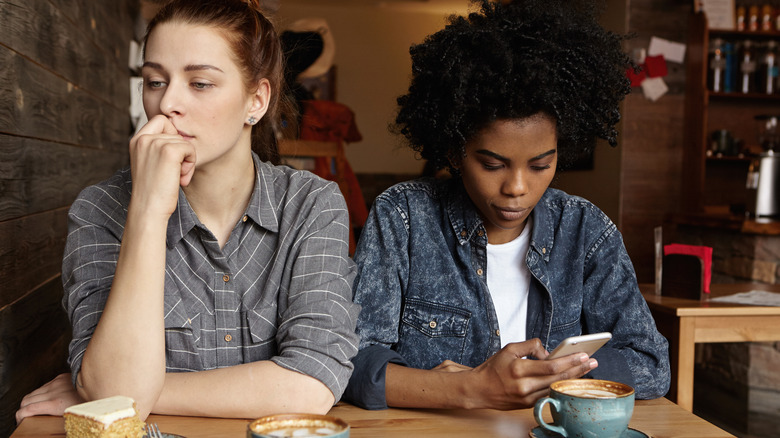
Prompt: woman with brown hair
<box><xmin>17</xmin><ymin>0</ymin><xmax>358</xmax><ymax>422</ymax></box>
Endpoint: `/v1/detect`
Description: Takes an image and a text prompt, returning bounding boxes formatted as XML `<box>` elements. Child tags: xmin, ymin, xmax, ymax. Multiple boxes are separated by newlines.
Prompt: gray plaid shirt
<box><xmin>62</xmin><ymin>153</ymin><xmax>360</xmax><ymax>399</ymax></box>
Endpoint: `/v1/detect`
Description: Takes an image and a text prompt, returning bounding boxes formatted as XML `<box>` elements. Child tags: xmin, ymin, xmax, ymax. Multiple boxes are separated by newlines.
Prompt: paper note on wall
<box><xmin>641</xmin><ymin>77</ymin><xmax>669</xmax><ymax>102</ymax></box>
<box><xmin>698</xmin><ymin>0</ymin><xmax>736</xmax><ymax>30</ymax></box>
<box><xmin>648</xmin><ymin>37</ymin><xmax>686</xmax><ymax>64</ymax></box>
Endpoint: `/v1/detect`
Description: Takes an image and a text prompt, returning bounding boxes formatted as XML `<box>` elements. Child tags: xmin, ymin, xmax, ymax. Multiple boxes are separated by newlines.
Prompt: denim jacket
<box><xmin>343</xmin><ymin>177</ymin><xmax>670</xmax><ymax>409</ymax></box>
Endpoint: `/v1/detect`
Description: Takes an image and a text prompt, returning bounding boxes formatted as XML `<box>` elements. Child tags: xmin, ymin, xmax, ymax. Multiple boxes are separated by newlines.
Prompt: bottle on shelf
<box><xmin>757</xmin><ymin>40</ymin><xmax>779</xmax><ymax>94</ymax></box>
<box><xmin>724</xmin><ymin>40</ymin><xmax>737</xmax><ymax>92</ymax></box>
<box><xmin>749</xmin><ymin>5</ymin><xmax>760</xmax><ymax>31</ymax></box>
<box><xmin>776</xmin><ymin>7</ymin><xmax>780</xmax><ymax>31</ymax></box>
<box><xmin>709</xmin><ymin>38</ymin><xmax>727</xmax><ymax>92</ymax></box>
<box><xmin>737</xmin><ymin>5</ymin><xmax>747</xmax><ymax>31</ymax></box>
<box><xmin>739</xmin><ymin>39</ymin><xmax>757</xmax><ymax>93</ymax></box>
<box><xmin>761</xmin><ymin>5</ymin><xmax>774</xmax><ymax>31</ymax></box>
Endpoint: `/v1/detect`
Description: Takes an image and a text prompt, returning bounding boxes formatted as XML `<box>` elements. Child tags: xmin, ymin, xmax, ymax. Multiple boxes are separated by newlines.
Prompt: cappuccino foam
<box><xmin>564</xmin><ymin>388</ymin><xmax>618</xmax><ymax>399</ymax></box>
<box><xmin>265</xmin><ymin>427</ymin><xmax>339</xmax><ymax>437</ymax></box>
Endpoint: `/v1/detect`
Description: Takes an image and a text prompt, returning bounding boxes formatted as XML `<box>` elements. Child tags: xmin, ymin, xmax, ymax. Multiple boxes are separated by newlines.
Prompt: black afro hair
<box><xmin>393</xmin><ymin>0</ymin><xmax>634</xmax><ymax>171</ymax></box>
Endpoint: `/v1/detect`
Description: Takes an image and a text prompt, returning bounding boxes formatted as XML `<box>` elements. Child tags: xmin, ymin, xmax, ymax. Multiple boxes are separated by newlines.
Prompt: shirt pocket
<box><xmin>246</xmin><ymin>305</ymin><xmax>278</xmax><ymax>345</ymax></box>
<box><xmin>398</xmin><ymin>298</ymin><xmax>471</xmax><ymax>368</ymax></box>
<box><xmin>244</xmin><ymin>304</ymin><xmax>279</xmax><ymax>363</ymax></box>
<box><xmin>163</xmin><ymin>312</ymin><xmax>202</xmax><ymax>371</ymax></box>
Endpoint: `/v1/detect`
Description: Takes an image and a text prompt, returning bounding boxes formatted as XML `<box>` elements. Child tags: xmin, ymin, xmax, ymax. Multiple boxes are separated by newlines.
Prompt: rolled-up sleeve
<box><xmin>61</xmin><ymin>181</ymin><xmax>129</xmax><ymax>387</ymax></box>
<box><xmin>270</xmin><ymin>181</ymin><xmax>361</xmax><ymax>401</ymax></box>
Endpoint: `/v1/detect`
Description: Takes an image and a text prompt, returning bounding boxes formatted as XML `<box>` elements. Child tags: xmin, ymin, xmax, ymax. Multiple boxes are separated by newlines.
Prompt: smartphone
<box><xmin>546</xmin><ymin>332</ymin><xmax>612</xmax><ymax>359</ymax></box>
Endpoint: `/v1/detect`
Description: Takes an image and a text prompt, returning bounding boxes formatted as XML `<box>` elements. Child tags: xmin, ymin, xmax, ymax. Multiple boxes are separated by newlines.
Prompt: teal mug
<box><xmin>534</xmin><ymin>379</ymin><xmax>635</xmax><ymax>438</ymax></box>
<box><xmin>247</xmin><ymin>413</ymin><xmax>349</xmax><ymax>438</ymax></box>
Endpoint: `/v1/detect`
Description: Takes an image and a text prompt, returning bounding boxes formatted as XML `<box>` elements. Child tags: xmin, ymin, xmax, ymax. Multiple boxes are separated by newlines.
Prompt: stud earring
<box><xmin>248</xmin><ymin>116</ymin><xmax>257</xmax><ymax>125</ymax></box>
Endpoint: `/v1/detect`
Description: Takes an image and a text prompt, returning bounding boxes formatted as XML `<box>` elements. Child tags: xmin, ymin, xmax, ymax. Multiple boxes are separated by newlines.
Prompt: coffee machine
<box><xmin>749</xmin><ymin>116</ymin><xmax>780</xmax><ymax>219</ymax></box>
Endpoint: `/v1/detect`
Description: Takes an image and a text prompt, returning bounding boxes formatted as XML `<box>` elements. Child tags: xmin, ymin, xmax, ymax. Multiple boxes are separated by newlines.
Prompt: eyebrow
<box><xmin>142</xmin><ymin>62</ymin><xmax>225</xmax><ymax>73</ymax></box>
<box><xmin>475</xmin><ymin>148</ymin><xmax>557</xmax><ymax>162</ymax></box>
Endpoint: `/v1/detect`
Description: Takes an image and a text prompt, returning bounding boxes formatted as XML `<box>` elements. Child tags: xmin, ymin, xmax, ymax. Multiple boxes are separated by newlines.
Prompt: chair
<box><xmin>278</xmin><ymin>138</ymin><xmax>343</xmax><ymax>169</ymax></box>
<box><xmin>278</xmin><ymin>138</ymin><xmax>348</xmax><ymax>197</ymax></box>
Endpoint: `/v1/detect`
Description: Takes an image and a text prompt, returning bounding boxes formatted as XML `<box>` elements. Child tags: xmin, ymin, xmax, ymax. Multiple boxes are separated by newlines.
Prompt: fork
<box><xmin>145</xmin><ymin>423</ymin><xmax>163</xmax><ymax>438</ymax></box>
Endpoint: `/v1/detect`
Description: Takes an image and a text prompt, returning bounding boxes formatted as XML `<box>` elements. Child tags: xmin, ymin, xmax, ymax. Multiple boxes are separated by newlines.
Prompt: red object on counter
<box><xmin>664</xmin><ymin>244</ymin><xmax>713</xmax><ymax>293</ymax></box>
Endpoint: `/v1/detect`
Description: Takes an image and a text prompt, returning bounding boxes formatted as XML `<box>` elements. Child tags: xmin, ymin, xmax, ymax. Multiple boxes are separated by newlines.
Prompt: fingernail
<box><xmin>589</xmin><ymin>359</ymin><xmax>598</xmax><ymax>369</ymax></box>
<box><xmin>578</xmin><ymin>353</ymin><xmax>589</xmax><ymax>362</ymax></box>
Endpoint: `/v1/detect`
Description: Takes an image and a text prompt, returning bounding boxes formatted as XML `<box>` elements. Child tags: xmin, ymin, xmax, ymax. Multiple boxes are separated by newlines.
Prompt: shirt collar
<box><xmin>165</xmin><ymin>152</ymin><xmax>280</xmax><ymax>248</ymax></box>
<box><xmin>248</xmin><ymin>153</ymin><xmax>280</xmax><ymax>232</ymax></box>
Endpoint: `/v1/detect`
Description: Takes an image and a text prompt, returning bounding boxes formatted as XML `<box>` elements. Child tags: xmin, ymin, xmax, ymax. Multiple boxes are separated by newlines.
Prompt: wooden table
<box><xmin>11</xmin><ymin>397</ymin><xmax>733</xmax><ymax>437</ymax></box>
<box><xmin>641</xmin><ymin>283</ymin><xmax>780</xmax><ymax>412</ymax></box>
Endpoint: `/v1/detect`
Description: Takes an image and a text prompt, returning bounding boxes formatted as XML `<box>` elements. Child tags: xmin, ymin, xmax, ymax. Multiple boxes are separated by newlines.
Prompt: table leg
<box><xmin>676</xmin><ymin>317</ymin><xmax>696</xmax><ymax>412</ymax></box>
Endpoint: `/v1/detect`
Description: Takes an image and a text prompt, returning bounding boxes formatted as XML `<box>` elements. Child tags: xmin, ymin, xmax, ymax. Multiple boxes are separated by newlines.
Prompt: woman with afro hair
<box><xmin>343</xmin><ymin>0</ymin><xmax>670</xmax><ymax>410</ymax></box>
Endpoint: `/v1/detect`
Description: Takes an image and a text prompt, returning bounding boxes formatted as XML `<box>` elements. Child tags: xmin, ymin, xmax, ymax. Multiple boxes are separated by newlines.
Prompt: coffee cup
<box><xmin>247</xmin><ymin>413</ymin><xmax>349</xmax><ymax>438</ymax></box>
<box><xmin>533</xmin><ymin>379</ymin><xmax>635</xmax><ymax>438</ymax></box>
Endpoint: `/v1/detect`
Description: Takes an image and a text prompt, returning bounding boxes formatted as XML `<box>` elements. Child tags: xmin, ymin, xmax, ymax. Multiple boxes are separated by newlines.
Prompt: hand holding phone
<box><xmin>546</xmin><ymin>332</ymin><xmax>612</xmax><ymax>360</ymax></box>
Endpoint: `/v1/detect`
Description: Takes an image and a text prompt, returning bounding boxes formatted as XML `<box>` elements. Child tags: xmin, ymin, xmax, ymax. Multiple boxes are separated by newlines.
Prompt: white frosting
<box><xmin>64</xmin><ymin>395</ymin><xmax>137</xmax><ymax>426</ymax></box>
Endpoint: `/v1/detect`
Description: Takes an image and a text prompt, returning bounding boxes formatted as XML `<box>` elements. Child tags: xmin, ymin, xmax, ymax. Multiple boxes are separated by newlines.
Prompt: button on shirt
<box><xmin>62</xmin><ymin>153</ymin><xmax>360</xmax><ymax>400</ymax></box>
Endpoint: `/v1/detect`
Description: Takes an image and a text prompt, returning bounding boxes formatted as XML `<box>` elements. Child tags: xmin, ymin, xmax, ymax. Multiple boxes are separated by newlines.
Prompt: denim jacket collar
<box><xmin>530</xmin><ymin>193</ymin><xmax>556</xmax><ymax>263</ymax></box>
<box><xmin>444</xmin><ymin>179</ymin><xmax>484</xmax><ymax>246</ymax></box>
<box><xmin>444</xmin><ymin>178</ymin><xmax>554</xmax><ymax>263</ymax></box>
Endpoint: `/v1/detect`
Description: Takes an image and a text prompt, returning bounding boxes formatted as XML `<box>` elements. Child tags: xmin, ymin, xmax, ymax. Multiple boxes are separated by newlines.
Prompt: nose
<box><xmin>502</xmin><ymin>169</ymin><xmax>528</xmax><ymax>197</ymax></box>
<box><xmin>158</xmin><ymin>82</ymin><xmax>184</xmax><ymax>118</ymax></box>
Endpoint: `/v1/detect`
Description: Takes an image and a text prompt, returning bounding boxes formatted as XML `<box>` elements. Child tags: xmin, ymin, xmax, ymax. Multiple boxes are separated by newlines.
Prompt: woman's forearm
<box><xmin>385</xmin><ymin>363</ymin><xmax>473</xmax><ymax>409</ymax></box>
<box><xmin>385</xmin><ymin>341</ymin><xmax>598</xmax><ymax>411</ymax></box>
<box><xmin>153</xmin><ymin>361</ymin><xmax>335</xmax><ymax>418</ymax></box>
<box><xmin>77</xmin><ymin>206</ymin><xmax>169</xmax><ymax>419</ymax></box>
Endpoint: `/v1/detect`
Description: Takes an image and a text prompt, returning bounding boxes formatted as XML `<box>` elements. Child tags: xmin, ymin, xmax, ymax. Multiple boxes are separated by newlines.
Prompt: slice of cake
<box><xmin>64</xmin><ymin>395</ymin><xmax>145</xmax><ymax>438</ymax></box>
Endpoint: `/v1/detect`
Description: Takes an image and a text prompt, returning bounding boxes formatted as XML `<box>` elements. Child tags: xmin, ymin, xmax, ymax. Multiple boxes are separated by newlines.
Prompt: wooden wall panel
<box><xmin>47</xmin><ymin>0</ymin><xmax>137</xmax><ymax>67</ymax></box>
<box><xmin>0</xmin><ymin>206</ymin><xmax>69</xmax><ymax>309</ymax></box>
<box><xmin>626</xmin><ymin>0</ymin><xmax>689</xmax><ymax>93</ymax></box>
<box><xmin>0</xmin><ymin>39</ymin><xmax>129</xmax><ymax>151</ymax></box>
<box><xmin>0</xmin><ymin>135</ymin><xmax>127</xmax><ymax>221</ymax></box>
<box><xmin>619</xmin><ymin>0</ymin><xmax>693</xmax><ymax>283</ymax></box>
<box><xmin>0</xmin><ymin>278</ymin><xmax>71</xmax><ymax>438</ymax></box>
<box><xmin>0</xmin><ymin>0</ymin><xmax>136</xmax><ymax>435</ymax></box>
<box><xmin>0</xmin><ymin>0</ymin><xmax>131</xmax><ymax>105</ymax></box>
<box><xmin>620</xmin><ymin>93</ymin><xmax>685</xmax><ymax>283</ymax></box>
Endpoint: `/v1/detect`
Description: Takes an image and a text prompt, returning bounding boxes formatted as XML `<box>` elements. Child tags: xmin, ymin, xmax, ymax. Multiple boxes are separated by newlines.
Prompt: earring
<box><xmin>248</xmin><ymin>116</ymin><xmax>257</xmax><ymax>125</ymax></box>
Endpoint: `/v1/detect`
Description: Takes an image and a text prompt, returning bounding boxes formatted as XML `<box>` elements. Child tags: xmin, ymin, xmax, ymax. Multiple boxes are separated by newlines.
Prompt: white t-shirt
<box><xmin>486</xmin><ymin>217</ymin><xmax>533</xmax><ymax>348</ymax></box>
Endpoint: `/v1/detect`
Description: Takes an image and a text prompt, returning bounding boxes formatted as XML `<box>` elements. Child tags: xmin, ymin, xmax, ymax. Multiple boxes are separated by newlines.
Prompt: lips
<box><xmin>177</xmin><ymin>130</ymin><xmax>194</xmax><ymax>139</ymax></box>
<box><xmin>494</xmin><ymin>206</ymin><xmax>527</xmax><ymax>222</ymax></box>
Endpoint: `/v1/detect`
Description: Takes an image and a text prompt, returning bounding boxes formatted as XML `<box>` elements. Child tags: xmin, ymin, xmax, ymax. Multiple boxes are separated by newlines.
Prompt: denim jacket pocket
<box><xmin>401</xmin><ymin>298</ymin><xmax>471</xmax><ymax>337</ymax></box>
<box><xmin>548</xmin><ymin>315</ymin><xmax>582</xmax><ymax>346</ymax></box>
<box><xmin>398</xmin><ymin>298</ymin><xmax>471</xmax><ymax>368</ymax></box>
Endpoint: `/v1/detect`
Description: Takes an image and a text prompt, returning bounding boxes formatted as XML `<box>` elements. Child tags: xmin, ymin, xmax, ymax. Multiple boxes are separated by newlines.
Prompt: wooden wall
<box><xmin>619</xmin><ymin>0</ymin><xmax>692</xmax><ymax>283</ymax></box>
<box><xmin>0</xmin><ymin>1</ymin><xmax>135</xmax><ymax>436</ymax></box>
